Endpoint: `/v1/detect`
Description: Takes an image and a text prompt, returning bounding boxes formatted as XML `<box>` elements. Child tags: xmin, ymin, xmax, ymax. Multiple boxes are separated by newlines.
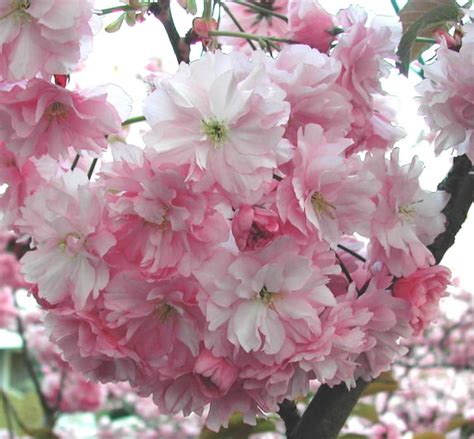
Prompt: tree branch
<box><xmin>278</xmin><ymin>399</ymin><xmax>300</xmax><ymax>438</ymax></box>
<box><xmin>280</xmin><ymin>154</ymin><xmax>473</xmax><ymax>439</ymax></box>
<box><xmin>149</xmin><ymin>1</ymin><xmax>190</xmax><ymax>64</ymax></box>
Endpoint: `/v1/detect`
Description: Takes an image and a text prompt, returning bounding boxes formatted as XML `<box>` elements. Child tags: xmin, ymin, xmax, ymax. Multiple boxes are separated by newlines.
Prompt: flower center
<box><xmin>311</xmin><ymin>191</ymin><xmax>336</xmax><ymax>219</ymax></box>
<box><xmin>202</xmin><ymin>118</ymin><xmax>228</xmax><ymax>148</ymax></box>
<box><xmin>398</xmin><ymin>204</ymin><xmax>416</xmax><ymax>223</ymax></box>
<box><xmin>1</xmin><ymin>0</ymin><xmax>30</xmax><ymax>21</ymax></box>
<box><xmin>58</xmin><ymin>232</ymin><xmax>83</xmax><ymax>255</ymax></box>
<box><xmin>155</xmin><ymin>302</ymin><xmax>177</xmax><ymax>323</ymax></box>
<box><xmin>259</xmin><ymin>285</ymin><xmax>275</xmax><ymax>305</ymax></box>
<box><xmin>47</xmin><ymin>102</ymin><xmax>68</xmax><ymax>120</ymax></box>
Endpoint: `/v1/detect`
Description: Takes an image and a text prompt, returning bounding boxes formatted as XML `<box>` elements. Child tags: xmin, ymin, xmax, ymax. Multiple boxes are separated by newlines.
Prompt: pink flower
<box><xmin>367</xmin><ymin>149</ymin><xmax>449</xmax><ymax>277</ymax></box>
<box><xmin>219</xmin><ymin>0</ymin><xmax>289</xmax><ymax>53</ymax></box>
<box><xmin>287</xmin><ymin>0</ymin><xmax>336</xmax><ymax>52</ymax></box>
<box><xmin>393</xmin><ymin>265</ymin><xmax>451</xmax><ymax>335</ymax></box>
<box><xmin>195</xmin><ymin>237</ymin><xmax>335</xmax><ymax>356</ymax></box>
<box><xmin>193</xmin><ymin>349</ymin><xmax>239</xmax><ymax>399</ymax></box>
<box><xmin>256</xmin><ymin>45</ymin><xmax>352</xmax><ymax>144</ymax></box>
<box><xmin>100</xmin><ymin>145</ymin><xmax>229</xmax><ymax>276</ymax></box>
<box><xmin>0</xmin><ymin>287</ymin><xmax>16</xmax><ymax>330</ymax></box>
<box><xmin>143</xmin><ymin>51</ymin><xmax>291</xmax><ymax>205</ymax></box>
<box><xmin>0</xmin><ymin>0</ymin><xmax>95</xmax><ymax>81</ymax></box>
<box><xmin>232</xmin><ymin>205</ymin><xmax>280</xmax><ymax>251</ymax></box>
<box><xmin>276</xmin><ymin>124</ymin><xmax>379</xmax><ymax>244</ymax></box>
<box><xmin>0</xmin><ymin>253</ymin><xmax>27</xmax><ymax>289</ymax></box>
<box><xmin>417</xmin><ymin>42</ymin><xmax>474</xmax><ymax>161</ymax></box>
<box><xmin>18</xmin><ymin>171</ymin><xmax>116</xmax><ymax>309</ymax></box>
<box><xmin>0</xmin><ymin>80</ymin><xmax>124</xmax><ymax>163</ymax></box>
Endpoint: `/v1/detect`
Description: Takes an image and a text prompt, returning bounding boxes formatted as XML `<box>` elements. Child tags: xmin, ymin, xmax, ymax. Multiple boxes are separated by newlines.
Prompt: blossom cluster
<box><xmin>0</xmin><ymin>0</ymin><xmax>460</xmax><ymax>432</ymax></box>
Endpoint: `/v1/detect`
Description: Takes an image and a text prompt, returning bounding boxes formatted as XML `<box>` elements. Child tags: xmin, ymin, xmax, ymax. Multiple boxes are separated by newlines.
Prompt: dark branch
<box><xmin>278</xmin><ymin>399</ymin><xmax>300</xmax><ymax>438</ymax></box>
<box><xmin>428</xmin><ymin>154</ymin><xmax>474</xmax><ymax>263</ymax></box>
<box><xmin>149</xmin><ymin>1</ymin><xmax>190</xmax><ymax>64</ymax></box>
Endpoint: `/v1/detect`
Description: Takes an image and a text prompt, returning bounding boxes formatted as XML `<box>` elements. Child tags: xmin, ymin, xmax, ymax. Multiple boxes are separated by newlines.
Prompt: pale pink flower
<box><xmin>287</xmin><ymin>0</ymin><xmax>336</xmax><ymax>53</ymax></box>
<box><xmin>367</xmin><ymin>149</ymin><xmax>449</xmax><ymax>277</ymax></box>
<box><xmin>100</xmin><ymin>145</ymin><xmax>229</xmax><ymax>276</ymax></box>
<box><xmin>0</xmin><ymin>80</ymin><xmax>123</xmax><ymax>163</ymax></box>
<box><xmin>231</xmin><ymin>205</ymin><xmax>280</xmax><ymax>251</ymax></box>
<box><xmin>0</xmin><ymin>287</ymin><xmax>16</xmax><ymax>330</ymax></box>
<box><xmin>195</xmin><ymin>237</ymin><xmax>335</xmax><ymax>356</ymax></box>
<box><xmin>276</xmin><ymin>124</ymin><xmax>379</xmax><ymax>244</ymax></box>
<box><xmin>417</xmin><ymin>42</ymin><xmax>474</xmax><ymax>161</ymax></box>
<box><xmin>143</xmin><ymin>51</ymin><xmax>291</xmax><ymax>205</ymax></box>
<box><xmin>393</xmin><ymin>265</ymin><xmax>451</xmax><ymax>335</ymax></box>
<box><xmin>256</xmin><ymin>45</ymin><xmax>352</xmax><ymax>144</ymax></box>
<box><xmin>18</xmin><ymin>171</ymin><xmax>116</xmax><ymax>309</ymax></box>
<box><xmin>219</xmin><ymin>0</ymin><xmax>289</xmax><ymax>53</ymax></box>
<box><xmin>0</xmin><ymin>0</ymin><xmax>95</xmax><ymax>81</ymax></box>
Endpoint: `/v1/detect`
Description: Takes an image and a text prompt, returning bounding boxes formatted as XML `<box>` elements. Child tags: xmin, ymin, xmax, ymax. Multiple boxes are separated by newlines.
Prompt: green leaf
<box><xmin>397</xmin><ymin>1</ymin><xmax>463</xmax><ymax>75</ymax></box>
<box><xmin>413</xmin><ymin>433</ymin><xmax>445</xmax><ymax>439</ymax></box>
<box><xmin>125</xmin><ymin>11</ymin><xmax>137</xmax><ymax>26</ymax></box>
<box><xmin>199</xmin><ymin>414</ymin><xmax>276</xmax><ymax>439</ymax></box>
<box><xmin>105</xmin><ymin>13</ymin><xmax>126</xmax><ymax>33</ymax></box>
<box><xmin>351</xmin><ymin>403</ymin><xmax>379</xmax><ymax>423</ymax></box>
<box><xmin>361</xmin><ymin>372</ymin><xmax>399</xmax><ymax>396</ymax></box>
<box><xmin>446</xmin><ymin>415</ymin><xmax>473</xmax><ymax>432</ymax></box>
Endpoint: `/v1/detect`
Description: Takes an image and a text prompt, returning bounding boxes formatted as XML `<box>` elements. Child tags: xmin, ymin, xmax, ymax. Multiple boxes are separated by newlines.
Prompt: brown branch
<box><xmin>280</xmin><ymin>154</ymin><xmax>473</xmax><ymax>439</ymax></box>
<box><xmin>278</xmin><ymin>399</ymin><xmax>300</xmax><ymax>438</ymax></box>
<box><xmin>149</xmin><ymin>1</ymin><xmax>190</xmax><ymax>64</ymax></box>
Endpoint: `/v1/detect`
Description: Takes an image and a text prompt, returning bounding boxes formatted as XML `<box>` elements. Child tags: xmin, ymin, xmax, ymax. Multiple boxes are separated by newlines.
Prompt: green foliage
<box><xmin>351</xmin><ymin>403</ymin><xmax>379</xmax><ymax>423</ymax></box>
<box><xmin>413</xmin><ymin>433</ymin><xmax>445</xmax><ymax>439</ymax></box>
<box><xmin>199</xmin><ymin>413</ymin><xmax>277</xmax><ymax>439</ymax></box>
<box><xmin>397</xmin><ymin>0</ymin><xmax>463</xmax><ymax>75</ymax></box>
<box><xmin>361</xmin><ymin>371</ymin><xmax>399</xmax><ymax>396</ymax></box>
<box><xmin>105</xmin><ymin>13</ymin><xmax>126</xmax><ymax>33</ymax></box>
<box><xmin>0</xmin><ymin>390</ymin><xmax>44</xmax><ymax>435</ymax></box>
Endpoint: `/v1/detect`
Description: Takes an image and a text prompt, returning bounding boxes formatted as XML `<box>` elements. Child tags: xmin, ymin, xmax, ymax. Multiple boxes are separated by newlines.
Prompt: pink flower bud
<box><xmin>287</xmin><ymin>0</ymin><xmax>336</xmax><ymax>53</ymax></box>
<box><xmin>232</xmin><ymin>205</ymin><xmax>280</xmax><ymax>251</ymax></box>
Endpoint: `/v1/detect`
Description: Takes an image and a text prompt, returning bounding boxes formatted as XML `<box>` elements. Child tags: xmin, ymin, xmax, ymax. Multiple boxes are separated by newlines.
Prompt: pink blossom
<box><xmin>276</xmin><ymin>124</ymin><xmax>379</xmax><ymax>244</ymax></box>
<box><xmin>287</xmin><ymin>0</ymin><xmax>336</xmax><ymax>53</ymax></box>
<box><xmin>100</xmin><ymin>145</ymin><xmax>229</xmax><ymax>277</ymax></box>
<box><xmin>232</xmin><ymin>205</ymin><xmax>280</xmax><ymax>251</ymax></box>
<box><xmin>0</xmin><ymin>287</ymin><xmax>16</xmax><ymax>330</ymax></box>
<box><xmin>18</xmin><ymin>171</ymin><xmax>116</xmax><ymax>309</ymax></box>
<box><xmin>256</xmin><ymin>45</ymin><xmax>352</xmax><ymax>144</ymax></box>
<box><xmin>0</xmin><ymin>0</ymin><xmax>95</xmax><ymax>81</ymax></box>
<box><xmin>143</xmin><ymin>51</ymin><xmax>291</xmax><ymax>205</ymax></box>
<box><xmin>393</xmin><ymin>265</ymin><xmax>451</xmax><ymax>335</ymax></box>
<box><xmin>367</xmin><ymin>149</ymin><xmax>449</xmax><ymax>277</ymax></box>
<box><xmin>417</xmin><ymin>42</ymin><xmax>474</xmax><ymax>161</ymax></box>
<box><xmin>0</xmin><ymin>253</ymin><xmax>27</xmax><ymax>289</ymax></box>
<box><xmin>0</xmin><ymin>80</ymin><xmax>124</xmax><ymax>163</ymax></box>
<box><xmin>195</xmin><ymin>237</ymin><xmax>335</xmax><ymax>356</ymax></box>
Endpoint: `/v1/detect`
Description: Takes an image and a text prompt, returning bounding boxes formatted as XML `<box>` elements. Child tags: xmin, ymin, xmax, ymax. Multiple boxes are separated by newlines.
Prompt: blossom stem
<box><xmin>94</xmin><ymin>5</ymin><xmax>135</xmax><ymax>15</ymax></box>
<box><xmin>203</xmin><ymin>0</ymin><xmax>213</xmax><ymax>20</ymax></box>
<box><xmin>218</xmin><ymin>0</ymin><xmax>257</xmax><ymax>50</ymax></box>
<box><xmin>71</xmin><ymin>154</ymin><xmax>80</xmax><ymax>171</ymax></box>
<box><xmin>209</xmin><ymin>30</ymin><xmax>294</xmax><ymax>44</ymax></box>
<box><xmin>390</xmin><ymin>0</ymin><xmax>400</xmax><ymax>14</ymax></box>
<box><xmin>415</xmin><ymin>37</ymin><xmax>437</xmax><ymax>44</ymax></box>
<box><xmin>336</xmin><ymin>244</ymin><xmax>366</xmax><ymax>263</ymax></box>
<box><xmin>87</xmin><ymin>158</ymin><xmax>98</xmax><ymax>180</ymax></box>
<box><xmin>231</xmin><ymin>0</ymin><xmax>289</xmax><ymax>22</ymax></box>
<box><xmin>121</xmin><ymin>115</ymin><xmax>147</xmax><ymax>126</ymax></box>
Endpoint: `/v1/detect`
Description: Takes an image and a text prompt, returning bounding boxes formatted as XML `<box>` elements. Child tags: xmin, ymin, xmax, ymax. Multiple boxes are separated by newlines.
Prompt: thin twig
<box><xmin>219</xmin><ymin>0</ymin><xmax>257</xmax><ymax>50</ymax></box>
<box><xmin>87</xmin><ymin>158</ymin><xmax>98</xmax><ymax>180</ymax></box>
<box><xmin>337</xmin><ymin>244</ymin><xmax>366</xmax><ymax>263</ymax></box>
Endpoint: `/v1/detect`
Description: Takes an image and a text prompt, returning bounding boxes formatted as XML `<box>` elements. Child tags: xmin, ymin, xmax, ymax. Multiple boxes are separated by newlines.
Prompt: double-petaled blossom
<box><xmin>417</xmin><ymin>41</ymin><xmax>474</xmax><ymax>161</ymax></box>
<box><xmin>100</xmin><ymin>145</ymin><xmax>229</xmax><ymax>277</ymax></box>
<box><xmin>0</xmin><ymin>80</ymin><xmax>124</xmax><ymax>164</ymax></box>
<box><xmin>256</xmin><ymin>45</ymin><xmax>353</xmax><ymax>144</ymax></box>
<box><xmin>0</xmin><ymin>287</ymin><xmax>16</xmax><ymax>330</ymax></box>
<box><xmin>195</xmin><ymin>237</ymin><xmax>336</xmax><ymax>356</ymax></box>
<box><xmin>143</xmin><ymin>51</ymin><xmax>292</xmax><ymax>205</ymax></box>
<box><xmin>276</xmin><ymin>124</ymin><xmax>379</xmax><ymax>244</ymax></box>
<box><xmin>393</xmin><ymin>265</ymin><xmax>451</xmax><ymax>335</ymax></box>
<box><xmin>18</xmin><ymin>171</ymin><xmax>116</xmax><ymax>309</ymax></box>
<box><xmin>333</xmin><ymin>6</ymin><xmax>405</xmax><ymax>153</ymax></box>
<box><xmin>0</xmin><ymin>0</ymin><xmax>95</xmax><ymax>81</ymax></box>
<box><xmin>367</xmin><ymin>149</ymin><xmax>449</xmax><ymax>277</ymax></box>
